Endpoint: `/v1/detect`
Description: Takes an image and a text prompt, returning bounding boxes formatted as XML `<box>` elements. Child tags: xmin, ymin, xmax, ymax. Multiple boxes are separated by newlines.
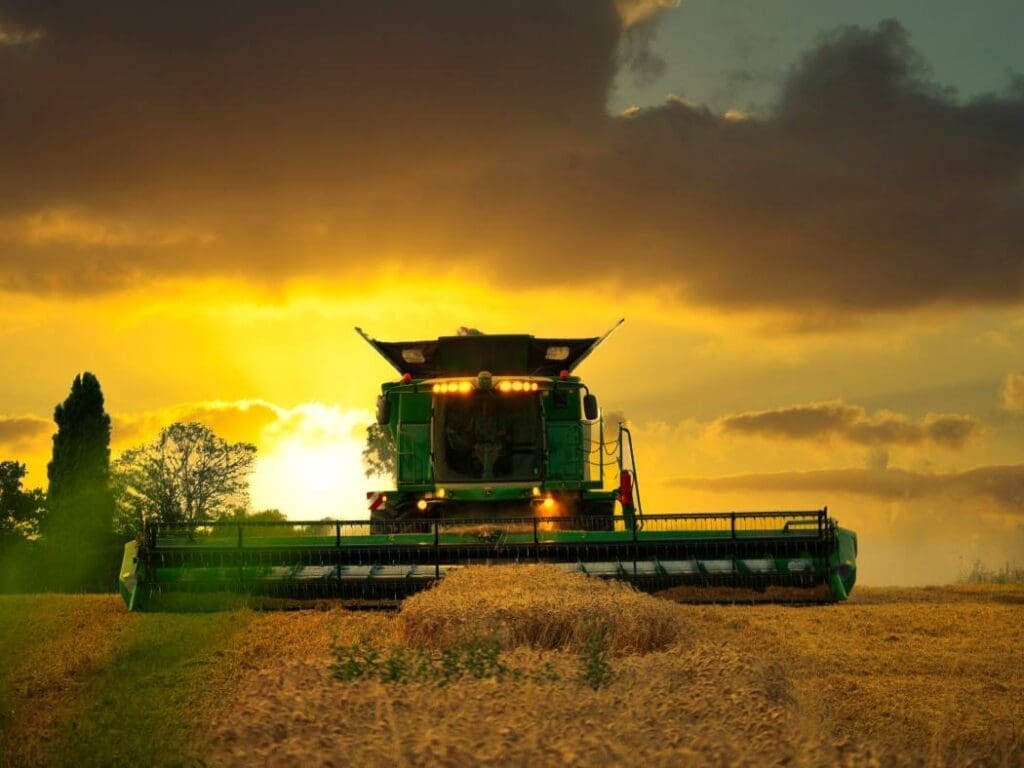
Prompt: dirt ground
<box><xmin>208</xmin><ymin>580</ymin><xmax>1024</xmax><ymax>768</ymax></box>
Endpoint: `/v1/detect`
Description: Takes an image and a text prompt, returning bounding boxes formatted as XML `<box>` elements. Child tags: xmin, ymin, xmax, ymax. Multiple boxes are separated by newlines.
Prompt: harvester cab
<box><xmin>118</xmin><ymin>320</ymin><xmax>857</xmax><ymax>610</ymax></box>
<box><xmin>356</xmin><ymin>320</ymin><xmax>631</xmax><ymax>531</ymax></box>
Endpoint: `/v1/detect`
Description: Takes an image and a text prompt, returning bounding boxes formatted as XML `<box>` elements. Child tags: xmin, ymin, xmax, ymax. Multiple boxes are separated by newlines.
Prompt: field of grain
<box><xmin>1</xmin><ymin>571</ymin><xmax>1022</xmax><ymax>767</ymax></box>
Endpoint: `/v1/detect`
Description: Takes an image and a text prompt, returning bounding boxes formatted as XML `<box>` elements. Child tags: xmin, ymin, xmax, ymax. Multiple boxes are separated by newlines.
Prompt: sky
<box><xmin>0</xmin><ymin>0</ymin><xmax>1022</xmax><ymax>584</ymax></box>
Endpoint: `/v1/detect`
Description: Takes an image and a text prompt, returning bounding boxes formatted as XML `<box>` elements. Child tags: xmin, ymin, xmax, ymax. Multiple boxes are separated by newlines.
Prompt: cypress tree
<box><xmin>45</xmin><ymin>372</ymin><xmax>115</xmax><ymax>588</ymax></box>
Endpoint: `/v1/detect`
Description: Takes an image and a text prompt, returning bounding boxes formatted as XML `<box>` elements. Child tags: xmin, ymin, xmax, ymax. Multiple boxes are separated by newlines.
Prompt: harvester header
<box><xmin>118</xmin><ymin>320</ymin><xmax>857</xmax><ymax>610</ymax></box>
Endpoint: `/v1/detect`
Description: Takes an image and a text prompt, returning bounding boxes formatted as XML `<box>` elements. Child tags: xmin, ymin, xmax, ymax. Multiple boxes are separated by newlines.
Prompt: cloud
<box><xmin>714</xmin><ymin>401</ymin><xmax>981</xmax><ymax>449</ymax></box>
<box><xmin>0</xmin><ymin>415</ymin><xmax>50</xmax><ymax>451</ymax></box>
<box><xmin>614</xmin><ymin>0</ymin><xmax>680</xmax><ymax>28</ymax></box>
<box><xmin>0</xmin><ymin>19</ymin><xmax>42</xmax><ymax>46</ymax></box>
<box><xmin>1002</xmin><ymin>373</ymin><xmax>1024</xmax><ymax>411</ymax></box>
<box><xmin>111</xmin><ymin>400</ymin><xmax>283</xmax><ymax>448</ymax></box>
<box><xmin>615</xmin><ymin>2</ymin><xmax>676</xmax><ymax>84</ymax></box>
<box><xmin>668</xmin><ymin>464</ymin><xmax>1024</xmax><ymax>512</ymax></box>
<box><xmin>0</xmin><ymin>208</ymin><xmax>213</xmax><ymax>249</ymax></box>
<box><xmin>721</xmin><ymin>108</ymin><xmax>750</xmax><ymax>122</ymax></box>
<box><xmin>4</xmin><ymin>399</ymin><xmax>368</xmax><ymax>460</ymax></box>
<box><xmin>864</xmin><ymin>446</ymin><xmax>889</xmax><ymax>471</ymax></box>
<box><xmin>0</xmin><ymin>9</ymin><xmax>1021</xmax><ymax>316</ymax></box>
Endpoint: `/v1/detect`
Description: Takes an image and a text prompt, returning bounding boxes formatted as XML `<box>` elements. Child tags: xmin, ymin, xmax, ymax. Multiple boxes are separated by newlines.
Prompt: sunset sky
<box><xmin>1</xmin><ymin>1</ymin><xmax>1022</xmax><ymax>584</ymax></box>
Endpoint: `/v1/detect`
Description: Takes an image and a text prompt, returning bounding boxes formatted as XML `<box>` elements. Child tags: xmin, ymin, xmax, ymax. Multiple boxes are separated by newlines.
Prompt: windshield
<box><xmin>433</xmin><ymin>391</ymin><xmax>542</xmax><ymax>482</ymax></box>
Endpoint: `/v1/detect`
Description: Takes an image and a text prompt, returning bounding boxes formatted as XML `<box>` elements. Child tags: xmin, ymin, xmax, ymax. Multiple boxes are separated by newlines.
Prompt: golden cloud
<box><xmin>0</xmin><ymin>208</ymin><xmax>214</xmax><ymax>249</ymax></box>
<box><xmin>668</xmin><ymin>464</ymin><xmax>1024</xmax><ymax>512</ymax></box>
<box><xmin>111</xmin><ymin>401</ymin><xmax>282</xmax><ymax>449</ymax></box>
<box><xmin>614</xmin><ymin>0</ymin><xmax>679</xmax><ymax>28</ymax></box>
<box><xmin>0</xmin><ymin>20</ymin><xmax>42</xmax><ymax>47</ymax></box>
<box><xmin>0</xmin><ymin>415</ymin><xmax>50</xmax><ymax>451</ymax></box>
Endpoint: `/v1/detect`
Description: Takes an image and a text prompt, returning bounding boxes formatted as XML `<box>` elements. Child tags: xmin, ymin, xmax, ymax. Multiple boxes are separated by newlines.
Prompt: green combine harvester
<box><xmin>119</xmin><ymin>321</ymin><xmax>857</xmax><ymax>610</ymax></box>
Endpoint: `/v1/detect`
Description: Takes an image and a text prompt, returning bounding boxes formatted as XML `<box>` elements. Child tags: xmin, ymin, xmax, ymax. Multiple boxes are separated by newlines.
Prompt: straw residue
<box><xmin>399</xmin><ymin>564</ymin><xmax>680</xmax><ymax>653</ymax></box>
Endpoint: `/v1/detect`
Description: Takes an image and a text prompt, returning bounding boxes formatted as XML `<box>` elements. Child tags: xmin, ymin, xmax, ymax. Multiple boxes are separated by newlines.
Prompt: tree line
<box><xmin>0</xmin><ymin>372</ymin><xmax>259</xmax><ymax>592</ymax></box>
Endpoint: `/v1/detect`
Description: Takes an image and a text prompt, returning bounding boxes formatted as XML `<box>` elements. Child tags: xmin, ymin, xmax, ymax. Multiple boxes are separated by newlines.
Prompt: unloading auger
<box><xmin>118</xmin><ymin>321</ymin><xmax>857</xmax><ymax>610</ymax></box>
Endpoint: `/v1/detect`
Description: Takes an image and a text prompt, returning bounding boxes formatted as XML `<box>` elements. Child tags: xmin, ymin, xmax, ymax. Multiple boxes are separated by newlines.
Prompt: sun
<box><xmin>248</xmin><ymin>404</ymin><xmax>379</xmax><ymax>520</ymax></box>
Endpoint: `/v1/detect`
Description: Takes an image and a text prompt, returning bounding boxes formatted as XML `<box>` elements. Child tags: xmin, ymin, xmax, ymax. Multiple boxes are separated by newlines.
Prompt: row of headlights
<box><xmin>431</xmin><ymin>380</ymin><xmax>541</xmax><ymax>394</ymax></box>
<box><xmin>432</xmin><ymin>381</ymin><xmax>474</xmax><ymax>394</ymax></box>
<box><xmin>497</xmin><ymin>380</ymin><xmax>540</xmax><ymax>393</ymax></box>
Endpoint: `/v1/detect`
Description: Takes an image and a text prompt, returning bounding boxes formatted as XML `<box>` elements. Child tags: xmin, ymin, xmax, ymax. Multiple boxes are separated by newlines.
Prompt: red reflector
<box><xmin>619</xmin><ymin>470</ymin><xmax>634</xmax><ymax>507</ymax></box>
<box><xmin>401</xmin><ymin>373</ymin><xmax>412</xmax><ymax>383</ymax></box>
<box><xmin>559</xmin><ymin>369</ymin><xmax>569</xmax><ymax>380</ymax></box>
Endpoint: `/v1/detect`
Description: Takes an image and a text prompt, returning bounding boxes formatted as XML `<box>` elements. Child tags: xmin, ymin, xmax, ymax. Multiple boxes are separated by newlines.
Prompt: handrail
<box><xmin>618</xmin><ymin>424</ymin><xmax>644</xmax><ymax>520</ymax></box>
<box><xmin>146</xmin><ymin>508</ymin><xmax>826</xmax><ymax>530</ymax></box>
<box><xmin>144</xmin><ymin>509</ymin><xmax>831</xmax><ymax>550</ymax></box>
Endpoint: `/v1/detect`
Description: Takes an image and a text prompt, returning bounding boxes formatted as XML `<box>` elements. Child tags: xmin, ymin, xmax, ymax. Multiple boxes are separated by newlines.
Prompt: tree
<box><xmin>362</xmin><ymin>423</ymin><xmax>395</xmax><ymax>479</ymax></box>
<box><xmin>113</xmin><ymin>422</ymin><xmax>257</xmax><ymax>532</ymax></box>
<box><xmin>45</xmin><ymin>372</ymin><xmax>115</xmax><ymax>540</ymax></box>
<box><xmin>110</xmin><ymin>465</ymin><xmax>151</xmax><ymax>539</ymax></box>
<box><xmin>0</xmin><ymin>461</ymin><xmax>47</xmax><ymax>544</ymax></box>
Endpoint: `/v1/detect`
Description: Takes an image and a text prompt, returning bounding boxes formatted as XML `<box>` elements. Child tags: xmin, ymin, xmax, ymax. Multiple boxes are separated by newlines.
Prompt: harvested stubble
<box><xmin>655</xmin><ymin>583</ymin><xmax>836</xmax><ymax>603</ymax></box>
<box><xmin>5</xmin><ymin>586</ymin><xmax>1022</xmax><ymax>766</ymax></box>
<box><xmin>400</xmin><ymin>564</ymin><xmax>680</xmax><ymax>653</ymax></box>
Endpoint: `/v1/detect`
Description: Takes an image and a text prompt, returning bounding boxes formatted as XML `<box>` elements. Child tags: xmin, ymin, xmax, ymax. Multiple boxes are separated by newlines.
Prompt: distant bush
<box><xmin>957</xmin><ymin>559</ymin><xmax>1024</xmax><ymax>584</ymax></box>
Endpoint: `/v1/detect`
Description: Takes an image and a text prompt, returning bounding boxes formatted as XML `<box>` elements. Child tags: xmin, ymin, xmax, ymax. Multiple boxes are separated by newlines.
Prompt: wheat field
<box><xmin>1</xmin><ymin>570</ymin><xmax>1022</xmax><ymax>767</ymax></box>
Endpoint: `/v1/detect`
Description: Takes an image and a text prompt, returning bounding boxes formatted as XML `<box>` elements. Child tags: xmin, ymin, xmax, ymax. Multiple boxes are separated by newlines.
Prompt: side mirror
<box><xmin>376</xmin><ymin>395</ymin><xmax>391</xmax><ymax>426</ymax></box>
<box><xmin>583</xmin><ymin>393</ymin><xmax>599</xmax><ymax>421</ymax></box>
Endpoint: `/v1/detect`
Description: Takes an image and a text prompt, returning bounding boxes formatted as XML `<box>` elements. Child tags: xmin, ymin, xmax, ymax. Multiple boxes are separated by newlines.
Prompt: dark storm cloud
<box><xmin>0</xmin><ymin>0</ymin><xmax>623</xmax><ymax>293</ymax></box>
<box><xmin>563</xmin><ymin>19</ymin><xmax>1024</xmax><ymax>313</ymax></box>
<box><xmin>669</xmin><ymin>464</ymin><xmax>1024</xmax><ymax>512</ymax></box>
<box><xmin>0</xmin><ymin>7</ymin><xmax>1021</xmax><ymax>314</ymax></box>
<box><xmin>0</xmin><ymin>1</ymin><xmax>618</xmax><ymax>197</ymax></box>
<box><xmin>716</xmin><ymin>401</ymin><xmax>981</xmax><ymax>449</ymax></box>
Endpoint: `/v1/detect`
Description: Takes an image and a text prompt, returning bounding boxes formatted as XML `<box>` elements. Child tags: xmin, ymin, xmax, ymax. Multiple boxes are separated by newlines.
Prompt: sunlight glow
<box><xmin>249</xmin><ymin>404</ymin><xmax>376</xmax><ymax>521</ymax></box>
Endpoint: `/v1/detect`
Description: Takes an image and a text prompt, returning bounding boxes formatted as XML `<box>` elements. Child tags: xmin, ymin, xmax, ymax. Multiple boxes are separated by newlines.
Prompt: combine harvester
<box><xmin>119</xmin><ymin>322</ymin><xmax>857</xmax><ymax>609</ymax></box>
